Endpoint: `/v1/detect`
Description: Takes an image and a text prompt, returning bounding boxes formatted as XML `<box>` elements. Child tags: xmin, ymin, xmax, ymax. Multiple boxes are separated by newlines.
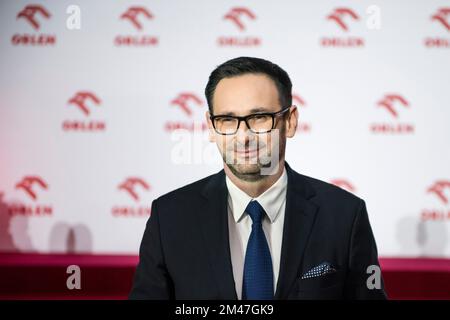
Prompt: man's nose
<box><xmin>235</xmin><ymin>120</ymin><xmax>254</xmax><ymax>143</ymax></box>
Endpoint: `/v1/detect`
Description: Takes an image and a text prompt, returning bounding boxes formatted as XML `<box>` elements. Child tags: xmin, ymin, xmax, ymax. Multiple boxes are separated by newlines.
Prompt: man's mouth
<box><xmin>235</xmin><ymin>148</ymin><xmax>259</xmax><ymax>157</ymax></box>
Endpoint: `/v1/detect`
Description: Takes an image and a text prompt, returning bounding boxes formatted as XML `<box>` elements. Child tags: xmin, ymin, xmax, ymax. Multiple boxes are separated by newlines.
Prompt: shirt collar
<box><xmin>225</xmin><ymin>166</ymin><xmax>288</xmax><ymax>224</ymax></box>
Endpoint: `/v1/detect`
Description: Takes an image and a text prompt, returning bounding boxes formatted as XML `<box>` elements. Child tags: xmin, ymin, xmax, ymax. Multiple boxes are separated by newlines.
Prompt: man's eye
<box><xmin>252</xmin><ymin>115</ymin><xmax>268</xmax><ymax>120</ymax></box>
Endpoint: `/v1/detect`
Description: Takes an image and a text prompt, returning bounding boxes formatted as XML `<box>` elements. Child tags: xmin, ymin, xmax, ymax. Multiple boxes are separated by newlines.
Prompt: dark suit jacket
<box><xmin>129</xmin><ymin>162</ymin><xmax>387</xmax><ymax>299</ymax></box>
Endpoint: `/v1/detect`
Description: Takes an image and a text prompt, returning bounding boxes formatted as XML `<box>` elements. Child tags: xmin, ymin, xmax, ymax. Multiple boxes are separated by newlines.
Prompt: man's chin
<box><xmin>225</xmin><ymin>162</ymin><xmax>264</xmax><ymax>182</ymax></box>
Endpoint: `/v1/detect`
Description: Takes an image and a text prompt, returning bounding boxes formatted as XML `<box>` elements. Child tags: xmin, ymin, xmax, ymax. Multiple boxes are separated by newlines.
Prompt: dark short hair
<box><xmin>205</xmin><ymin>57</ymin><xmax>292</xmax><ymax>114</ymax></box>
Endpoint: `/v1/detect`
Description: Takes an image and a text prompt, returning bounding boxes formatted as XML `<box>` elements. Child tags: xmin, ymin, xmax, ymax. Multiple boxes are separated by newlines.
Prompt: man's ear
<box><xmin>205</xmin><ymin>111</ymin><xmax>216</xmax><ymax>142</ymax></box>
<box><xmin>285</xmin><ymin>105</ymin><xmax>298</xmax><ymax>138</ymax></box>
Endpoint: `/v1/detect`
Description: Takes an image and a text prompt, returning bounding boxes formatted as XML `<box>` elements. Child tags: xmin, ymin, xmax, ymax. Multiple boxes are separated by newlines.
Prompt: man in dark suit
<box><xmin>129</xmin><ymin>57</ymin><xmax>387</xmax><ymax>300</ymax></box>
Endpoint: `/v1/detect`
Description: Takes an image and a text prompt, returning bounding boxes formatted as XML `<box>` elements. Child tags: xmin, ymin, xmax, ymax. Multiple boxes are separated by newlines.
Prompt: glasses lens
<box><xmin>214</xmin><ymin>117</ymin><xmax>239</xmax><ymax>134</ymax></box>
<box><xmin>247</xmin><ymin>114</ymin><xmax>273</xmax><ymax>133</ymax></box>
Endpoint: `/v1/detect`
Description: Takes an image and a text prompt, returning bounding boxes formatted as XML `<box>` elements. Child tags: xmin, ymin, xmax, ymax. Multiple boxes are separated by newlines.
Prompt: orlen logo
<box><xmin>15</xmin><ymin>176</ymin><xmax>48</xmax><ymax>201</ymax></box>
<box><xmin>377</xmin><ymin>94</ymin><xmax>409</xmax><ymax>118</ymax></box>
<box><xmin>165</xmin><ymin>92</ymin><xmax>208</xmax><ymax>132</ymax></box>
<box><xmin>370</xmin><ymin>93</ymin><xmax>414</xmax><ymax>134</ymax></box>
<box><xmin>428</xmin><ymin>181</ymin><xmax>450</xmax><ymax>205</ymax></box>
<box><xmin>292</xmin><ymin>93</ymin><xmax>311</xmax><ymax>133</ymax></box>
<box><xmin>121</xmin><ymin>7</ymin><xmax>153</xmax><ymax>30</ymax></box>
<box><xmin>330</xmin><ymin>179</ymin><xmax>356</xmax><ymax>194</ymax></box>
<box><xmin>62</xmin><ymin>91</ymin><xmax>106</xmax><ymax>132</ymax></box>
<box><xmin>224</xmin><ymin>7</ymin><xmax>256</xmax><ymax>31</ymax></box>
<box><xmin>432</xmin><ymin>8</ymin><xmax>450</xmax><ymax>31</ymax></box>
<box><xmin>68</xmin><ymin>91</ymin><xmax>101</xmax><ymax>116</ymax></box>
<box><xmin>425</xmin><ymin>8</ymin><xmax>450</xmax><ymax>48</ymax></box>
<box><xmin>8</xmin><ymin>175</ymin><xmax>52</xmax><ymax>216</ymax></box>
<box><xmin>115</xmin><ymin>6</ymin><xmax>158</xmax><ymax>47</ymax></box>
<box><xmin>12</xmin><ymin>5</ymin><xmax>56</xmax><ymax>46</ymax></box>
<box><xmin>321</xmin><ymin>7</ymin><xmax>364</xmax><ymax>48</ymax></box>
<box><xmin>421</xmin><ymin>180</ymin><xmax>450</xmax><ymax>221</ymax></box>
<box><xmin>218</xmin><ymin>7</ymin><xmax>261</xmax><ymax>47</ymax></box>
<box><xmin>171</xmin><ymin>93</ymin><xmax>203</xmax><ymax>117</ymax></box>
<box><xmin>17</xmin><ymin>4</ymin><xmax>51</xmax><ymax>30</ymax></box>
<box><xmin>112</xmin><ymin>177</ymin><xmax>152</xmax><ymax>217</ymax></box>
<box><xmin>118</xmin><ymin>177</ymin><xmax>151</xmax><ymax>202</ymax></box>
<box><xmin>327</xmin><ymin>8</ymin><xmax>359</xmax><ymax>31</ymax></box>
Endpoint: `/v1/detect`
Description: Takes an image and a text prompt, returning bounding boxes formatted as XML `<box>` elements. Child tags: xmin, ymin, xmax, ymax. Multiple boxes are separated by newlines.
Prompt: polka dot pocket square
<box><xmin>301</xmin><ymin>262</ymin><xmax>337</xmax><ymax>280</ymax></box>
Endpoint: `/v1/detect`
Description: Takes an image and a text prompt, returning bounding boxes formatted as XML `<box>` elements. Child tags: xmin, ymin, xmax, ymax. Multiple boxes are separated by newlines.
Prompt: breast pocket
<box><xmin>294</xmin><ymin>270</ymin><xmax>346</xmax><ymax>300</ymax></box>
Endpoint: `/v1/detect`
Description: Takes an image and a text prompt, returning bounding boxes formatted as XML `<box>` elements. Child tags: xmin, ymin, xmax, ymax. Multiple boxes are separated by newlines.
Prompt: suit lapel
<box><xmin>274</xmin><ymin>163</ymin><xmax>319</xmax><ymax>299</ymax></box>
<box><xmin>198</xmin><ymin>170</ymin><xmax>238</xmax><ymax>299</ymax></box>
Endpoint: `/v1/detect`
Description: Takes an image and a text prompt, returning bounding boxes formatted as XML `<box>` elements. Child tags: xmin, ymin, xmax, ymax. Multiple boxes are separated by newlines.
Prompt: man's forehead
<box><xmin>215</xmin><ymin>73</ymin><xmax>275</xmax><ymax>90</ymax></box>
<box><xmin>212</xmin><ymin>74</ymin><xmax>280</xmax><ymax>115</ymax></box>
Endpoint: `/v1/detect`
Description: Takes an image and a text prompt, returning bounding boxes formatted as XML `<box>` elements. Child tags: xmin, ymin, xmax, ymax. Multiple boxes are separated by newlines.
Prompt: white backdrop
<box><xmin>0</xmin><ymin>0</ymin><xmax>449</xmax><ymax>257</ymax></box>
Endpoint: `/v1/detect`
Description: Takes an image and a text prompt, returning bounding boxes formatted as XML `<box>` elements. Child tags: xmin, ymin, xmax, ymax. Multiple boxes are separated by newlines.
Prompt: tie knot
<box><xmin>245</xmin><ymin>200</ymin><xmax>265</xmax><ymax>224</ymax></box>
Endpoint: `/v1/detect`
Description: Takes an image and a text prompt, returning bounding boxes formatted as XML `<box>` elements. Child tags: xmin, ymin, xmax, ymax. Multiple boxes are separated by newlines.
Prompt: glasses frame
<box><xmin>209</xmin><ymin>107</ymin><xmax>291</xmax><ymax>135</ymax></box>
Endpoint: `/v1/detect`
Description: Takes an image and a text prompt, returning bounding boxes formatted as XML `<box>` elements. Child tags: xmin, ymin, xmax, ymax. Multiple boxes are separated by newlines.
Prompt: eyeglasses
<box><xmin>210</xmin><ymin>107</ymin><xmax>290</xmax><ymax>135</ymax></box>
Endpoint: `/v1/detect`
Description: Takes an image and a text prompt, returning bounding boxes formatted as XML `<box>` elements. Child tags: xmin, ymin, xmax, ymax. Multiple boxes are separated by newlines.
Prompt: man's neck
<box><xmin>224</xmin><ymin>159</ymin><xmax>286</xmax><ymax>198</ymax></box>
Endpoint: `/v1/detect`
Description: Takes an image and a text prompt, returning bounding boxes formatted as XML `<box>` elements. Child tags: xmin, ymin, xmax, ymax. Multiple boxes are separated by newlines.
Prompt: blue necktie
<box><xmin>242</xmin><ymin>200</ymin><xmax>274</xmax><ymax>300</ymax></box>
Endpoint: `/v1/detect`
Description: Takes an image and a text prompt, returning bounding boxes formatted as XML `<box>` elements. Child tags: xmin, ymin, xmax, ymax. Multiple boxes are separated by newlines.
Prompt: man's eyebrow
<box><xmin>218</xmin><ymin>111</ymin><xmax>236</xmax><ymax>116</ymax></box>
<box><xmin>248</xmin><ymin>107</ymin><xmax>271</xmax><ymax>113</ymax></box>
<box><xmin>217</xmin><ymin>107</ymin><xmax>272</xmax><ymax>116</ymax></box>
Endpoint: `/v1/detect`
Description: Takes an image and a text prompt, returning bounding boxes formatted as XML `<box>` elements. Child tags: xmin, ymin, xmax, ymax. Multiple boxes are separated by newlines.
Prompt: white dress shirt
<box><xmin>225</xmin><ymin>166</ymin><xmax>288</xmax><ymax>299</ymax></box>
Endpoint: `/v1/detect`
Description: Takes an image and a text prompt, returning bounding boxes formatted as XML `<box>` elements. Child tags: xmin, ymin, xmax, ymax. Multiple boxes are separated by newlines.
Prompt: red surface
<box><xmin>380</xmin><ymin>258</ymin><xmax>450</xmax><ymax>300</ymax></box>
<box><xmin>0</xmin><ymin>253</ymin><xmax>449</xmax><ymax>300</ymax></box>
